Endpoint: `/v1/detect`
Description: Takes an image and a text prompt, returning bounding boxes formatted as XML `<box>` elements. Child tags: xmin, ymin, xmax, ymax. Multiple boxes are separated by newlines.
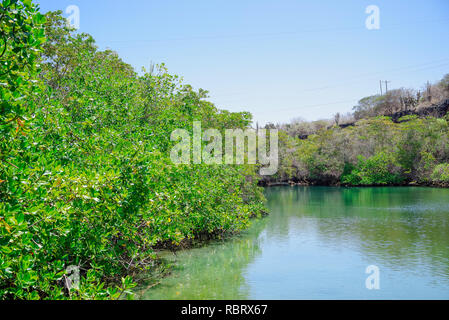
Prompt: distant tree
<box><xmin>352</xmin><ymin>95</ymin><xmax>382</xmax><ymax>120</ymax></box>
<box><xmin>438</xmin><ymin>74</ymin><xmax>449</xmax><ymax>97</ymax></box>
<box><xmin>334</xmin><ymin>112</ymin><xmax>341</xmax><ymax>126</ymax></box>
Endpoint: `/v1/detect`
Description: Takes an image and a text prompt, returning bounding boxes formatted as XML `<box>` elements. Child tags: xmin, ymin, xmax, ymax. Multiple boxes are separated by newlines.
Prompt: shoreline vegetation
<box><xmin>1</xmin><ymin>1</ymin><xmax>448</xmax><ymax>301</ymax></box>
<box><xmin>260</xmin><ymin>86</ymin><xmax>449</xmax><ymax>189</ymax></box>
<box><xmin>261</xmin><ymin>181</ymin><xmax>449</xmax><ymax>188</ymax></box>
<box><xmin>1</xmin><ymin>5</ymin><xmax>266</xmax><ymax>300</ymax></box>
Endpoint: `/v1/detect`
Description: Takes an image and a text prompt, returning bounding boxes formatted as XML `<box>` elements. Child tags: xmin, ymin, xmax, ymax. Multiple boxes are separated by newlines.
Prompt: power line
<box><xmin>225</xmin><ymin>60</ymin><xmax>449</xmax><ymax>116</ymax></box>
<box><xmin>256</xmin><ymin>99</ymin><xmax>359</xmax><ymax>115</ymax></box>
<box><xmin>212</xmin><ymin>58</ymin><xmax>449</xmax><ymax>101</ymax></box>
<box><xmin>99</xmin><ymin>17</ymin><xmax>449</xmax><ymax>44</ymax></box>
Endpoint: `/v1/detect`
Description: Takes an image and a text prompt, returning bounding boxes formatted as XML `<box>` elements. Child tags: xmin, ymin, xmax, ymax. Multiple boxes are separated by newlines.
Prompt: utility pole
<box><xmin>384</xmin><ymin>80</ymin><xmax>391</xmax><ymax>93</ymax></box>
<box><xmin>380</xmin><ymin>80</ymin><xmax>390</xmax><ymax>95</ymax></box>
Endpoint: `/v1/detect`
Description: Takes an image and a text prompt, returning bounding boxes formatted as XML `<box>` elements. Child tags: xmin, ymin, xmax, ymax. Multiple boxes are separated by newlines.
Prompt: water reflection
<box><xmin>140</xmin><ymin>186</ymin><xmax>449</xmax><ymax>299</ymax></box>
<box><xmin>138</xmin><ymin>218</ymin><xmax>268</xmax><ymax>300</ymax></box>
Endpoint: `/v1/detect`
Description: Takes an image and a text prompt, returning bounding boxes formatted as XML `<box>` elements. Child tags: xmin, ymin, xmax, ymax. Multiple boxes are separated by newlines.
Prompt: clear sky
<box><xmin>35</xmin><ymin>0</ymin><xmax>449</xmax><ymax>125</ymax></box>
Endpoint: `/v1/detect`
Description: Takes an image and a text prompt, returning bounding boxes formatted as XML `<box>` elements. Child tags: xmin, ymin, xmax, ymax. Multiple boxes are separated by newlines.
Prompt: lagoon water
<box><xmin>139</xmin><ymin>186</ymin><xmax>449</xmax><ymax>299</ymax></box>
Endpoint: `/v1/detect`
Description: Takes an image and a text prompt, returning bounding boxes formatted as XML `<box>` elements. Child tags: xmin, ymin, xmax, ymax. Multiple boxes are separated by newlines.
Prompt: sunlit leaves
<box><xmin>1</xmin><ymin>6</ymin><xmax>265</xmax><ymax>300</ymax></box>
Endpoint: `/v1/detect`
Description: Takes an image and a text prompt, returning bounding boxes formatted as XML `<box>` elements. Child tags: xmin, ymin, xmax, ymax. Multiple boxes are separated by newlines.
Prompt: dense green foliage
<box><xmin>1</xmin><ymin>3</ymin><xmax>265</xmax><ymax>299</ymax></box>
<box><xmin>431</xmin><ymin>163</ymin><xmax>449</xmax><ymax>184</ymax></box>
<box><xmin>341</xmin><ymin>152</ymin><xmax>405</xmax><ymax>185</ymax></box>
<box><xmin>267</xmin><ymin>114</ymin><xmax>449</xmax><ymax>187</ymax></box>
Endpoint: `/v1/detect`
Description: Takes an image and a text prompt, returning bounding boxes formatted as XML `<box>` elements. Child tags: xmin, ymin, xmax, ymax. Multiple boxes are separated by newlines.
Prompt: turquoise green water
<box><xmin>139</xmin><ymin>186</ymin><xmax>449</xmax><ymax>299</ymax></box>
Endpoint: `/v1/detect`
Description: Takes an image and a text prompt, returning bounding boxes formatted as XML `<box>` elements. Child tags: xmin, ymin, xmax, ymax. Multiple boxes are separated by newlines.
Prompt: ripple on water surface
<box><xmin>139</xmin><ymin>186</ymin><xmax>449</xmax><ymax>300</ymax></box>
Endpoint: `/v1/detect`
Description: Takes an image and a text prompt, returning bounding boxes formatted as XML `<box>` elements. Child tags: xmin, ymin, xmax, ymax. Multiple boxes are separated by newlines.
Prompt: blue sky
<box><xmin>36</xmin><ymin>0</ymin><xmax>449</xmax><ymax>125</ymax></box>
